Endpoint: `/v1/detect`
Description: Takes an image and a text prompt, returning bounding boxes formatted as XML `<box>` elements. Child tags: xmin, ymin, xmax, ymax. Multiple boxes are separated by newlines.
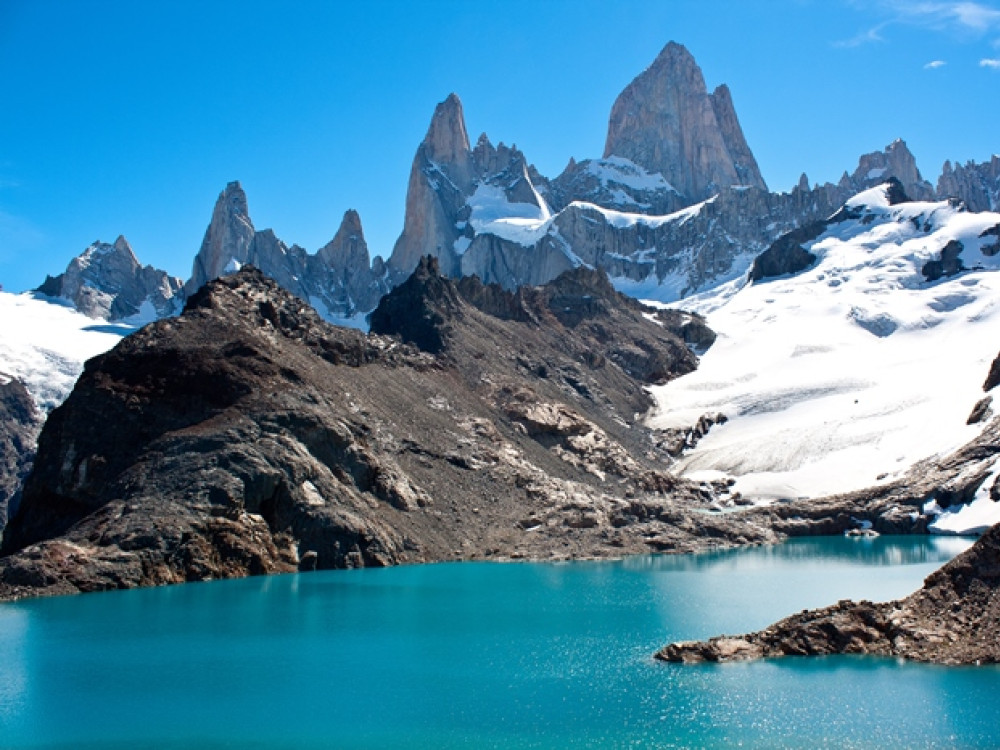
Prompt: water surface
<box><xmin>1</xmin><ymin>535</ymin><xmax>996</xmax><ymax>748</ymax></box>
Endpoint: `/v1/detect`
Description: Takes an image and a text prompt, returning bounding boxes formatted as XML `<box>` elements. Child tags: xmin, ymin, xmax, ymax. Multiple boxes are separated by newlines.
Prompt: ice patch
<box><xmin>927</xmin><ymin>461</ymin><xmax>1000</xmax><ymax>536</ymax></box>
<box><xmin>467</xmin><ymin>183</ymin><xmax>553</xmax><ymax>247</ymax></box>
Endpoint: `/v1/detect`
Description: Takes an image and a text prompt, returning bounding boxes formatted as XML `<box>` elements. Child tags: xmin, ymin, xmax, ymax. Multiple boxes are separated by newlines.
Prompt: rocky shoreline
<box><xmin>658</xmin><ymin>522</ymin><xmax>1000</xmax><ymax>665</ymax></box>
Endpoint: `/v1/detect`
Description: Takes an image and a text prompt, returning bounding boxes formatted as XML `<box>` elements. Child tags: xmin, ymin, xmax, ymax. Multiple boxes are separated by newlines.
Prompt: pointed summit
<box><xmin>184</xmin><ymin>181</ymin><xmax>255</xmax><ymax>296</ymax></box>
<box><xmin>35</xmin><ymin>235</ymin><xmax>182</xmax><ymax>321</ymax></box>
<box><xmin>318</xmin><ymin>209</ymin><xmax>370</xmax><ymax>271</ymax></box>
<box><xmin>850</xmin><ymin>140</ymin><xmax>934</xmax><ymax>201</ymax></box>
<box><xmin>603</xmin><ymin>42</ymin><xmax>764</xmax><ymax>201</ymax></box>
<box><xmin>388</xmin><ymin>95</ymin><xmax>477</xmax><ymax>279</ymax></box>
<box><xmin>424</xmin><ymin>93</ymin><xmax>472</xmax><ymax>171</ymax></box>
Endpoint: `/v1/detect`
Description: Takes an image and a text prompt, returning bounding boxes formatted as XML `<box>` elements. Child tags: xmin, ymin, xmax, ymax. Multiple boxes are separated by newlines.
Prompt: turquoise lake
<box><xmin>1</xmin><ymin>535</ymin><xmax>998</xmax><ymax>749</ymax></box>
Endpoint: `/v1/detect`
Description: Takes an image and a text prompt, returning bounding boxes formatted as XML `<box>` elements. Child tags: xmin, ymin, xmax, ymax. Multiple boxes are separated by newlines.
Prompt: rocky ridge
<box><xmin>0</xmin><ymin>263</ymin><xmax>782</xmax><ymax>601</ymax></box>
<box><xmin>185</xmin><ymin>182</ymin><xmax>390</xmax><ymax>321</ymax></box>
<box><xmin>36</xmin><ymin>236</ymin><xmax>183</xmax><ymax>322</ymax></box>
<box><xmin>383</xmin><ymin>41</ymin><xmax>994</xmax><ymax>300</ymax></box>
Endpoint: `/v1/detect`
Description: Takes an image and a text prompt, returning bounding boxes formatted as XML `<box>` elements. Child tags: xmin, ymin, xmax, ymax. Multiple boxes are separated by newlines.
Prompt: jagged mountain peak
<box><xmin>35</xmin><ymin>235</ymin><xmax>182</xmax><ymax>322</ymax></box>
<box><xmin>370</xmin><ymin>255</ymin><xmax>464</xmax><ymax>353</ymax></box>
<box><xmin>603</xmin><ymin>41</ymin><xmax>765</xmax><ymax>202</ymax></box>
<box><xmin>850</xmin><ymin>139</ymin><xmax>933</xmax><ymax>201</ymax></box>
<box><xmin>185</xmin><ymin>181</ymin><xmax>256</xmax><ymax>296</ymax></box>
<box><xmin>423</xmin><ymin>93</ymin><xmax>472</xmax><ymax>169</ymax></box>
<box><xmin>317</xmin><ymin>209</ymin><xmax>369</xmax><ymax>269</ymax></box>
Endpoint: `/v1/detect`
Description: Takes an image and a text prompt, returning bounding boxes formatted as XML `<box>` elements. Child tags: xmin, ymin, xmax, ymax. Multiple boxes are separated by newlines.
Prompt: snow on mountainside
<box><xmin>647</xmin><ymin>184</ymin><xmax>1000</xmax><ymax>534</ymax></box>
<box><xmin>0</xmin><ymin>292</ymin><xmax>135</xmax><ymax>411</ymax></box>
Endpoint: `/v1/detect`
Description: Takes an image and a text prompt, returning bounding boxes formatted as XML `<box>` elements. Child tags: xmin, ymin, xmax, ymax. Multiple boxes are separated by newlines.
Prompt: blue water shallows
<box><xmin>0</xmin><ymin>536</ymin><xmax>997</xmax><ymax>749</ymax></box>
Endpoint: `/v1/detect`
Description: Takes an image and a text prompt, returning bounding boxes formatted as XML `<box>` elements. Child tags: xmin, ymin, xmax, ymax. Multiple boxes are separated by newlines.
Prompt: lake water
<box><xmin>1</xmin><ymin>536</ymin><xmax>997</xmax><ymax>749</ymax></box>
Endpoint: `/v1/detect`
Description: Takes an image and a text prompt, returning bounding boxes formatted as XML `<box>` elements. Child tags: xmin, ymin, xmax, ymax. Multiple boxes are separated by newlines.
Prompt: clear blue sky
<box><xmin>2</xmin><ymin>0</ymin><xmax>999</xmax><ymax>292</ymax></box>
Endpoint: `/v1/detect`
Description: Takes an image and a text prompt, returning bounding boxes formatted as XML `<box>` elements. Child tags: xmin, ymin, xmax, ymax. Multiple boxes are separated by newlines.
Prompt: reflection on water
<box><xmin>0</xmin><ymin>535</ymin><xmax>995</xmax><ymax>749</ymax></box>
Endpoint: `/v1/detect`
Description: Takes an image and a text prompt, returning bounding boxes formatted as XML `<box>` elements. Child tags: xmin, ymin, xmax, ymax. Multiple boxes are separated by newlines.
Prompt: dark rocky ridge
<box><xmin>658</xmin><ymin>522</ymin><xmax>1000</xmax><ymax>665</ymax></box>
<box><xmin>0</xmin><ymin>264</ymin><xmax>783</xmax><ymax>601</ymax></box>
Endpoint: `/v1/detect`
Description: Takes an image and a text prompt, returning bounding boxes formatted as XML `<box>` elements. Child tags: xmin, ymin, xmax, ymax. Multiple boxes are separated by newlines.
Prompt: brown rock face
<box><xmin>0</xmin><ymin>264</ymin><xmax>785</xmax><ymax>602</ymax></box>
<box><xmin>603</xmin><ymin>42</ymin><xmax>766</xmax><ymax>201</ymax></box>
<box><xmin>658</xmin><ymin>522</ymin><xmax>1000</xmax><ymax>666</ymax></box>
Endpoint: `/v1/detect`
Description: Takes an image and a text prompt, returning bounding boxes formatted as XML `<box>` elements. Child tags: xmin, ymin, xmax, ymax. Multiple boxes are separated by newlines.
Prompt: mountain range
<box><xmin>20</xmin><ymin>42</ymin><xmax>1000</xmax><ymax>337</ymax></box>
<box><xmin>2</xmin><ymin>41</ymin><xmax>1000</xmax><ymax>644</ymax></box>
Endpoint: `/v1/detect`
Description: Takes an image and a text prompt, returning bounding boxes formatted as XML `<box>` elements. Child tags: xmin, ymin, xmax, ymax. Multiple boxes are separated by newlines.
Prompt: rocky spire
<box><xmin>936</xmin><ymin>154</ymin><xmax>1000</xmax><ymax>212</ymax></box>
<box><xmin>318</xmin><ymin>209</ymin><xmax>370</xmax><ymax>271</ymax></box>
<box><xmin>709</xmin><ymin>84</ymin><xmax>767</xmax><ymax>191</ymax></box>
<box><xmin>184</xmin><ymin>181</ymin><xmax>255</xmax><ymax>296</ymax></box>
<box><xmin>388</xmin><ymin>94</ymin><xmax>475</xmax><ymax>279</ymax></box>
<box><xmin>422</xmin><ymin>93</ymin><xmax>473</xmax><ymax>183</ymax></box>
<box><xmin>603</xmin><ymin>42</ymin><xmax>765</xmax><ymax>202</ymax></box>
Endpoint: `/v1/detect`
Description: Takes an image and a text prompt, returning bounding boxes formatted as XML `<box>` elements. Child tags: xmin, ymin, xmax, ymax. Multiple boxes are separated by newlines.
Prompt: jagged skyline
<box><xmin>2</xmin><ymin>0</ymin><xmax>999</xmax><ymax>292</ymax></box>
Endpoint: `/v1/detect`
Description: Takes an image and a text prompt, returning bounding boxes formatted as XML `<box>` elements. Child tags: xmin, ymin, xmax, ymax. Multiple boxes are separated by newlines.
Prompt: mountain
<box><xmin>603</xmin><ymin>41</ymin><xmax>767</xmax><ymax>201</ymax></box>
<box><xmin>36</xmin><ymin>235</ymin><xmax>184</xmax><ymax>322</ymax></box>
<box><xmin>658</xmin><ymin>519</ymin><xmax>1000</xmax><ymax>665</ymax></box>
<box><xmin>0</xmin><ymin>262</ymin><xmax>782</xmax><ymax>601</ymax></box>
<box><xmin>186</xmin><ymin>181</ymin><xmax>389</xmax><ymax>323</ymax></box>
<box><xmin>383</xmin><ymin>42</ymin><xmax>991</xmax><ymax>302</ymax></box>
<box><xmin>386</xmin><ymin>94</ymin><xmax>571</xmax><ymax>287</ymax></box>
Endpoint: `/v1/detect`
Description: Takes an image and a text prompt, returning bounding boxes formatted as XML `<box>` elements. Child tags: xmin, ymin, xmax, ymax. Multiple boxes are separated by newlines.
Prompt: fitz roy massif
<box><xmin>2</xmin><ymin>42</ymin><xmax>1000</xmax><ymax>665</ymax></box>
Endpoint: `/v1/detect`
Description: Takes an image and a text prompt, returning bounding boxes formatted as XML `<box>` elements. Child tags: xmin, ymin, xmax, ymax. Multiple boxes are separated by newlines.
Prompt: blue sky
<box><xmin>1</xmin><ymin>0</ymin><xmax>999</xmax><ymax>292</ymax></box>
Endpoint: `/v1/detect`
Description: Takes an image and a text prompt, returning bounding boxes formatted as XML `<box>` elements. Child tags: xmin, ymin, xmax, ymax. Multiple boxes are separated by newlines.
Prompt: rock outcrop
<box><xmin>0</xmin><ymin>378</ymin><xmax>42</xmax><ymax>531</ymax></box>
<box><xmin>0</xmin><ymin>264</ymin><xmax>785</xmax><ymax>601</ymax></box>
<box><xmin>658</xmin><ymin>521</ymin><xmax>1000</xmax><ymax>665</ymax></box>
<box><xmin>36</xmin><ymin>236</ymin><xmax>183</xmax><ymax>321</ymax></box>
<box><xmin>603</xmin><ymin>42</ymin><xmax>766</xmax><ymax>201</ymax></box>
<box><xmin>184</xmin><ymin>182</ymin><xmax>389</xmax><ymax>320</ymax></box>
<box><xmin>937</xmin><ymin>155</ymin><xmax>1000</xmax><ymax>212</ymax></box>
<box><xmin>386</xmin><ymin>94</ymin><xmax>566</xmax><ymax>287</ymax></box>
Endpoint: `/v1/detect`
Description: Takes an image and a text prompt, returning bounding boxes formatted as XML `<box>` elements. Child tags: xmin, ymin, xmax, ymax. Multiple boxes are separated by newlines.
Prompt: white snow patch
<box><xmin>466</xmin><ymin>183</ymin><xmax>553</xmax><ymax>246</ymax></box>
<box><xmin>585</xmin><ymin>156</ymin><xmax>677</xmax><ymax>193</ymax></box>
<box><xmin>0</xmin><ymin>292</ymin><xmax>135</xmax><ymax>411</ymax></box>
<box><xmin>223</xmin><ymin>258</ymin><xmax>243</xmax><ymax>274</ymax></box>
<box><xmin>568</xmin><ymin>196</ymin><xmax>715</xmax><ymax>231</ymax></box>
<box><xmin>648</xmin><ymin>193</ymin><xmax>1000</xmax><ymax>502</ymax></box>
<box><xmin>308</xmin><ymin>295</ymin><xmax>370</xmax><ymax>332</ymax></box>
<box><xmin>926</xmin><ymin>461</ymin><xmax>1000</xmax><ymax>536</ymax></box>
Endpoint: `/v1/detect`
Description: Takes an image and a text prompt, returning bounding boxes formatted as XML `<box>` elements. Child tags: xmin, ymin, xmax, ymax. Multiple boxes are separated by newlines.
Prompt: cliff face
<box><xmin>0</xmin><ymin>264</ymin><xmax>784</xmax><ymax>601</ymax></box>
<box><xmin>0</xmin><ymin>379</ymin><xmax>42</xmax><ymax>532</ymax></box>
<box><xmin>603</xmin><ymin>42</ymin><xmax>766</xmax><ymax>201</ymax></box>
